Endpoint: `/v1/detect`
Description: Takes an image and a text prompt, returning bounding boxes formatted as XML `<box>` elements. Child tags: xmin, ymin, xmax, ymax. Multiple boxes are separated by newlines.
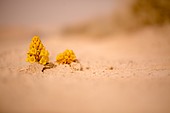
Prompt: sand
<box><xmin>0</xmin><ymin>27</ymin><xmax>170</xmax><ymax>113</ymax></box>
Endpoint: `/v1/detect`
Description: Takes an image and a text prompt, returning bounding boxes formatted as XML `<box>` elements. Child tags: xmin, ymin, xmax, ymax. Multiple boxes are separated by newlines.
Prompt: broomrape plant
<box><xmin>26</xmin><ymin>36</ymin><xmax>49</xmax><ymax>65</ymax></box>
<box><xmin>26</xmin><ymin>36</ymin><xmax>77</xmax><ymax>67</ymax></box>
<box><xmin>56</xmin><ymin>49</ymin><xmax>76</xmax><ymax>64</ymax></box>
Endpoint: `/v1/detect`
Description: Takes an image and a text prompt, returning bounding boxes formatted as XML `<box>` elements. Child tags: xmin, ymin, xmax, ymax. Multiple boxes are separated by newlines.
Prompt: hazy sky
<box><xmin>0</xmin><ymin>0</ymin><xmax>120</xmax><ymax>28</ymax></box>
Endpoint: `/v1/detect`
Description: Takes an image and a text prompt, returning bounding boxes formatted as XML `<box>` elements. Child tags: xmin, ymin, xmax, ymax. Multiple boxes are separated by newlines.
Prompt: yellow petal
<box><xmin>32</xmin><ymin>36</ymin><xmax>39</xmax><ymax>41</ymax></box>
<box><xmin>38</xmin><ymin>43</ymin><xmax>44</xmax><ymax>50</ymax></box>
<box><xmin>29</xmin><ymin>56</ymin><xmax>36</xmax><ymax>63</ymax></box>
<box><xmin>29</xmin><ymin>48</ymin><xmax>37</xmax><ymax>55</ymax></box>
<box><xmin>39</xmin><ymin>56</ymin><xmax>48</xmax><ymax>65</ymax></box>
<box><xmin>40</xmin><ymin>49</ymin><xmax>49</xmax><ymax>56</ymax></box>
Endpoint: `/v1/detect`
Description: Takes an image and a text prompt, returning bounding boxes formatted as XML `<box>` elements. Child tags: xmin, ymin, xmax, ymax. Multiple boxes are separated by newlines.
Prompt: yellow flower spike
<box><xmin>26</xmin><ymin>36</ymin><xmax>49</xmax><ymax>65</ymax></box>
<box><xmin>56</xmin><ymin>49</ymin><xmax>76</xmax><ymax>64</ymax></box>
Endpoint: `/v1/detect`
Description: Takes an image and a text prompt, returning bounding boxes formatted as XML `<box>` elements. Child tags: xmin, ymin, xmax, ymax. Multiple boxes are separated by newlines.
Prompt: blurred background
<box><xmin>0</xmin><ymin>0</ymin><xmax>170</xmax><ymax>40</ymax></box>
<box><xmin>0</xmin><ymin>1</ymin><xmax>170</xmax><ymax>113</ymax></box>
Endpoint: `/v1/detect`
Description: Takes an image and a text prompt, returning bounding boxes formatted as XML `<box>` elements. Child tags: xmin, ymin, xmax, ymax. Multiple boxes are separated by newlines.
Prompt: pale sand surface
<box><xmin>0</xmin><ymin>27</ymin><xmax>170</xmax><ymax>113</ymax></box>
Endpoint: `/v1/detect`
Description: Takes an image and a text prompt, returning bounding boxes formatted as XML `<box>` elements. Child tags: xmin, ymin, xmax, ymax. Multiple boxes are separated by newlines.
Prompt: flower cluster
<box><xmin>56</xmin><ymin>49</ymin><xmax>76</xmax><ymax>64</ymax></box>
<box><xmin>26</xmin><ymin>36</ymin><xmax>49</xmax><ymax>65</ymax></box>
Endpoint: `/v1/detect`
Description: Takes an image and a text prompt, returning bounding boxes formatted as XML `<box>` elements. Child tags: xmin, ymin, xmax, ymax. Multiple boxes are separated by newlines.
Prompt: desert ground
<box><xmin>0</xmin><ymin>26</ymin><xmax>170</xmax><ymax>113</ymax></box>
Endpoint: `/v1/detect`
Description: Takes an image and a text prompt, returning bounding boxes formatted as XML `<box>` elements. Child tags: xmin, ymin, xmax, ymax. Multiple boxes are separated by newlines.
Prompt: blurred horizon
<box><xmin>0</xmin><ymin>0</ymin><xmax>120</xmax><ymax>29</ymax></box>
<box><xmin>0</xmin><ymin>0</ymin><xmax>170</xmax><ymax>39</ymax></box>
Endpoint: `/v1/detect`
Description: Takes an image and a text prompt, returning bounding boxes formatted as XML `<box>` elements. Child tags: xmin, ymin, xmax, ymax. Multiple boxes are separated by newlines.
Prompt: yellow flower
<box><xmin>39</xmin><ymin>56</ymin><xmax>49</xmax><ymax>65</ymax></box>
<box><xmin>26</xmin><ymin>54</ymin><xmax>31</xmax><ymax>62</ymax></box>
<box><xmin>32</xmin><ymin>36</ymin><xmax>39</xmax><ymax>42</ymax></box>
<box><xmin>29</xmin><ymin>48</ymin><xmax>37</xmax><ymax>55</ymax></box>
<box><xmin>38</xmin><ymin>43</ymin><xmax>44</xmax><ymax>50</ymax></box>
<box><xmin>40</xmin><ymin>49</ymin><xmax>49</xmax><ymax>57</ymax></box>
<box><xmin>28</xmin><ymin>56</ymin><xmax>36</xmax><ymax>63</ymax></box>
<box><xmin>36</xmin><ymin>41</ymin><xmax>41</xmax><ymax>49</ymax></box>
<box><xmin>36</xmin><ymin>50</ymin><xmax>40</xmax><ymax>56</ymax></box>
<box><xmin>56</xmin><ymin>49</ymin><xmax>76</xmax><ymax>64</ymax></box>
<box><xmin>26</xmin><ymin>36</ymin><xmax>49</xmax><ymax>65</ymax></box>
